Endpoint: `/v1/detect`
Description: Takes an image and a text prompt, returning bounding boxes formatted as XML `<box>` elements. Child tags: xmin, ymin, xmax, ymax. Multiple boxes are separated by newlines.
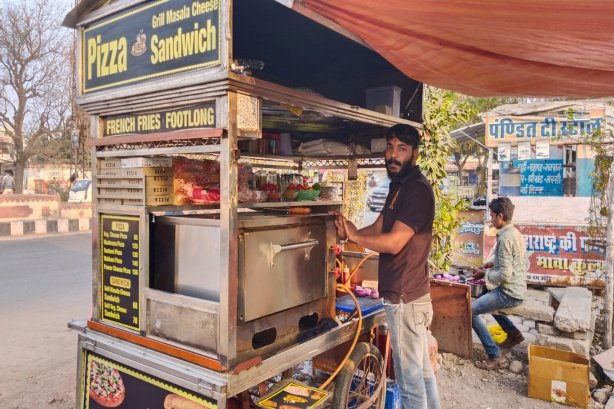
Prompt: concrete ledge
<box><xmin>0</xmin><ymin>217</ymin><xmax>92</xmax><ymax>237</ymax></box>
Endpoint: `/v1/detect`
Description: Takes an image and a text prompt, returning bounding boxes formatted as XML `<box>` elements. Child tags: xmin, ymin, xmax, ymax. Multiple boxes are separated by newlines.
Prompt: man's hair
<box><xmin>5</xmin><ymin>170</ymin><xmax>13</xmax><ymax>176</ymax></box>
<box><xmin>385</xmin><ymin>124</ymin><xmax>420</xmax><ymax>149</ymax></box>
<box><xmin>489</xmin><ymin>196</ymin><xmax>515</xmax><ymax>221</ymax></box>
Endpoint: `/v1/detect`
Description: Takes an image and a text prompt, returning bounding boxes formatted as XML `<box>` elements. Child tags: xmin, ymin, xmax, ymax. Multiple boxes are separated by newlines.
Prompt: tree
<box><xmin>420</xmin><ymin>87</ymin><xmax>477</xmax><ymax>272</ymax></box>
<box><xmin>0</xmin><ymin>0</ymin><xmax>72</xmax><ymax>193</ymax></box>
<box><xmin>451</xmin><ymin>97</ymin><xmax>519</xmax><ymax>195</ymax></box>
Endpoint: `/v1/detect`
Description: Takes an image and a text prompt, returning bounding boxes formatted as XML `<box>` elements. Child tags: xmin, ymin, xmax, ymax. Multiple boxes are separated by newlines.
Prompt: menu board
<box><xmin>81</xmin><ymin>350</ymin><xmax>217</xmax><ymax>409</ymax></box>
<box><xmin>100</xmin><ymin>214</ymin><xmax>140</xmax><ymax>331</ymax></box>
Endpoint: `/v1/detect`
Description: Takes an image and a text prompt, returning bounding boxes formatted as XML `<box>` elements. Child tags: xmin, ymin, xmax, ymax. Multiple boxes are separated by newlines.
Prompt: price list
<box><xmin>100</xmin><ymin>214</ymin><xmax>140</xmax><ymax>331</ymax></box>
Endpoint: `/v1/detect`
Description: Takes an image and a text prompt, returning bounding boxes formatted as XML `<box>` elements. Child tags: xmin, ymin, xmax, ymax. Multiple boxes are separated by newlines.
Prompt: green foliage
<box><xmin>46</xmin><ymin>180</ymin><xmax>69</xmax><ymax>202</ymax></box>
<box><xmin>421</xmin><ymin>87</ymin><xmax>476</xmax><ymax>273</ymax></box>
<box><xmin>585</xmin><ymin>126</ymin><xmax>613</xmax><ymax>238</ymax></box>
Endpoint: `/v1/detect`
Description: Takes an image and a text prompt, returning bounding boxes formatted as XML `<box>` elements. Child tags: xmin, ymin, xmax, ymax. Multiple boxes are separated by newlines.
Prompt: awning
<box><xmin>296</xmin><ymin>0</ymin><xmax>614</xmax><ymax>97</ymax></box>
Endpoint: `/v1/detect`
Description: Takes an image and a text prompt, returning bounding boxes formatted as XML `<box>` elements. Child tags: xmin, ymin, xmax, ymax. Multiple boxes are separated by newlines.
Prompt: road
<box><xmin>0</xmin><ymin>233</ymin><xmax>91</xmax><ymax>409</ymax></box>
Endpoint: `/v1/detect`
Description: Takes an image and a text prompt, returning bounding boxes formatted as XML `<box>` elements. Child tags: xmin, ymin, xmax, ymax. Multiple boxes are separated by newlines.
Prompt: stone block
<box><xmin>554</xmin><ymin>287</ymin><xmax>592</xmax><ymax>332</ymax></box>
<box><xmin>523</xmin><ymin>319</ymin><xmax>536</xmax><ymax>328</ymax></box>
<box><xmin>515</xmin><ymin>323</ymin><xmax>530</xmax><ymax>332</ymax></box>
<box><xmin>34</xmin><ymin>219</ymin><xmax>47</xmax><ymax>234</ymax></box>
<box><xmin>527</xmin><ymin>288</ymin><xmax>551</xmax><ymax>304</ymax></box>
<box><xmin>536</xmin><ymin>333</ymin><xmax>591</xmax><ymax>356</ymax></box>
<box><xmin>499</xmin><ymin>300</ymin><xmax>555</xmax><ymax>322</ymax></box>
<box><xmin>537</xmin><ymin>322</ymin><xmax>561</xmax><ymax>336</ymax></box>
<box><xmin>606</xmin><ymin>396</ymin><xmax>614</xmax><ymax>409</ymax></box>
<box><xmin>57</xmin><ymin>219</ymin><xmax>69</xmax><ymax>233</ymax></box>
<box><xmin>548</xmin><ymin>287</ymin><xmax>566</xmax><ymax>309</ymax></box>
<box><xmin>10</xmin><ymin>221</ymin><xmax>23</xmax><ymax>236</ymax></box>
<box><xmin>508</xmin><ymin>315</ymin><xmax>523</xmax><ymax>325</ymax></box>
<box><xmin>560</xmin><ymin>330</ymin><xmax>589</xmax><ymax>340</ymax></box>
<box><xmin>523</xmin><ymin>332</ymin><xmax>537</xmax><ymax>344</ymax></box>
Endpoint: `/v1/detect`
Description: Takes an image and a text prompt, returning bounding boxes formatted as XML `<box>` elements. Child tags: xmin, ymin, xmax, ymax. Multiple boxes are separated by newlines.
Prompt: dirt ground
<box><xmin>1</xmin><ymin>329</ymin><xmax>599</xmax><ymax>409</ymax></box>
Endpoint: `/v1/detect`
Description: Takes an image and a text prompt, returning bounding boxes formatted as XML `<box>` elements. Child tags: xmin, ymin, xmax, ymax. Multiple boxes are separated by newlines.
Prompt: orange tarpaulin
<box><xmin>300</xmin><ymin>0</ymin><xmax>614</xmax><ymax>97</ymax></box>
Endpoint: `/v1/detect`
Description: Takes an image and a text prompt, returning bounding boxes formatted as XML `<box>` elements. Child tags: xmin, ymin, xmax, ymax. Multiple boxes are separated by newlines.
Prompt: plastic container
<box><xmin>384</xmin><ymin>380</ymin><xmax>401</xmax><ymax>409</ymax></box>
<box><xmin>296</xmin><ymin>190</ymin><xmax>319</xmax><ymax>201</ymax></box>
<box><xmin>366</xmin><ymin>86</ymin><xmax>402</xmax><ymax>117</ymax></box>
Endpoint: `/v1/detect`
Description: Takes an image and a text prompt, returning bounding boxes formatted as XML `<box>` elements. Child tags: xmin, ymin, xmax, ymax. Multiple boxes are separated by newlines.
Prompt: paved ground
<box><xmin>0</xmin><ymin>233</ymin><xmax>91</xmax><ymax>409</ymax></box>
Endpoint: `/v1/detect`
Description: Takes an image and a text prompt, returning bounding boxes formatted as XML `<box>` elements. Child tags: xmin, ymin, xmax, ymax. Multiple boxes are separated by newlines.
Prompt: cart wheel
<box><xmin>332</xmin><ymin>342</ymin><xmax>385</xmax><ymax>409</ymax></box>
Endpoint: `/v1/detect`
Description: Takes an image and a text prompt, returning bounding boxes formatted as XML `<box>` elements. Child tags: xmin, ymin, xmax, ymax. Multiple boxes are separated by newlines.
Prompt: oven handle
<box><xmin>269</xmin><ymin>239</ymin><xmax>319</xmax><ymax>267</ymax></box>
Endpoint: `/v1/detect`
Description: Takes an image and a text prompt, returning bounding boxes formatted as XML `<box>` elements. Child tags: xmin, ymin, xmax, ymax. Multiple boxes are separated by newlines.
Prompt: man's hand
<box><xmin>342</xmin><ymin>218</ymin><xmax>359</xmax><ymax>242</ymax></box>
<box><xmin>471</xmin><ymin>268</ymin><xmax>486</xmax><ymax>280</ymax></box>
<box><xmin>331</xmin><ymin>211</ymin><xmax>348</xmax><ymax>240</ymax></box>
<box><xmin>482</xmin><ymin>261</ymin><xmax>494</xmax><ymax>269</ymax></box>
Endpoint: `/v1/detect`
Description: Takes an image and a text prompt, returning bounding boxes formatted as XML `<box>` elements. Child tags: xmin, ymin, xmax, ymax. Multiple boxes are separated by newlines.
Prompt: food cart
<box><xmin>62</xmin><ymin>0</ymin><xmax>440</xmax><ymax>408</ymax></box>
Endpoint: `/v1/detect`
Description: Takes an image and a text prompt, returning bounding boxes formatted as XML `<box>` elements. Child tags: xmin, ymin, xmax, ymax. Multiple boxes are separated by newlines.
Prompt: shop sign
<box><xmin>518</xmin><ymin>159</ymin><xmax>563</xmax><ymax>196</ymax></box>
<box><xmin>484</xmin><ymin>225</ymin><xmax>605</xmax><ymax>283</ymax></box>
<box><xmin>81</xmin><ymin>350</ymin><xmax>217</xmax><ymax>409</ymax></box>
<box><xmin>535</xmin><ymin>140</ymin><xmax>550</xmax><ymax>159</ymax></box>
<box><xmin>82</xmin><ymin>0</ymin><xmax>220</xmax><ymax>93</ymax></box>
<box><xmin>484</xmin><ymin>115</ymin><xmax>602</xmax><ymax>147</ymax></box>
<box><xmin>452</xmin><ymin>210</ymin><xmax>485</xmax><ymax>268</ymax></box>
<box><xmin>99</xmin><ymin>214</ymin><xmax>140</xmax><ymax>331</ymax></box>
<box><xmin>103</xmin><ymin>102</ymin><xmax>216</xmax><ymax>136</ymax></box>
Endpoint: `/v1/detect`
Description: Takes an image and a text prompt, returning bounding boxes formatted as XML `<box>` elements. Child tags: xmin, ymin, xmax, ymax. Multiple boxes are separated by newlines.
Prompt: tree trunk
<box><xmin>14</xmin><ymin>158</ymin><xmax>26</xmax><ymax>194</ymax></box>
<box><xmin>604</xmin><ymin>160</ymin><xmax>614</xmax><ymax>349</ymax></box>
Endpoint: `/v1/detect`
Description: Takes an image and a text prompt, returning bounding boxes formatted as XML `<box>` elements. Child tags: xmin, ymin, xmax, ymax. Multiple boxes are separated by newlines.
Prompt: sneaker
<box><xmin>499</xmin><ymin>330</ymin><xmax>525</xmax><ymax>348</ymax></box>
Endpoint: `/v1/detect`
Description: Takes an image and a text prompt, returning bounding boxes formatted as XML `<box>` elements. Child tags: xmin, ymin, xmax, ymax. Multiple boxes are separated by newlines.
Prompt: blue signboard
<box><xmin>518</xmin><ymin>159</ymin><xmax>564</xmax><ymax>196</ymax></box>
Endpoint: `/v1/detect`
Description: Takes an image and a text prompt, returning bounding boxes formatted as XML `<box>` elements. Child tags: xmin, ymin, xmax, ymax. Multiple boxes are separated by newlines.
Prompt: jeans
<box><xmin>471</xmin><ymin>287</ymin><xmax>523</xmax><ymax>359</ymax></box>
<box><xmin>384</xmin><ymin>294</ymin><xmax>440</xmax><ymax>409</ymax></box>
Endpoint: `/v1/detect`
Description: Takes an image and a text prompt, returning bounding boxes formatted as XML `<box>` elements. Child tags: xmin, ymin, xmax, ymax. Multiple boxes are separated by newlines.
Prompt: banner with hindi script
<box><xmin>518</xmin><ymin>159</ymin><xmax>564</xmax><ymax>197</ymax></box>
<box><xmin>484</xmin><ymin>115</ymin><xmax>602</xmax><ymax>147</ymax></box>
<box><xmin>484</xmin><ymin>225</ymin><xmax>605</xmax><ymax>286</ymax></box>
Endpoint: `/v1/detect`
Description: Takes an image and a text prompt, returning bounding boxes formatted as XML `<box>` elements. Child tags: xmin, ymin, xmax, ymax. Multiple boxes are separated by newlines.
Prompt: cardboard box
<box><xmin>370</xmin><ymin>137</ymin><xmax>386</xmax><ymax>153</ymax></box>
<box><xmin>366</xmin><ymin>85</ymin><xmax>401</xmax><ymax>117</ymax></box>
<box><xmin>99</xmin><ymin>158</ymin><xmax>122</xmax><ymax>169</ymax></box>
<box><xmin>99</xmin><ymin>167</ymin><xmax>173</xmax><ymax>177</ymax></box>
<box><xmin>528</xmin><ymin>345</ymin><xmax>590</xmax><ymax>408</ymax></box>
<box><xmin>121</xmin><ymin>157</ymin><xmax>173</xmax><ymax>168</ymax></box>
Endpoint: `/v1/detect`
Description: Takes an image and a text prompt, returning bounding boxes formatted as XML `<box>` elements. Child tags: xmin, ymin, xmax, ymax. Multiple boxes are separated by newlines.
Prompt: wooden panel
<box><xmin>430</xmin><ymin>281</ymin><xmax>473</xmax><ymax>358</ymax></box>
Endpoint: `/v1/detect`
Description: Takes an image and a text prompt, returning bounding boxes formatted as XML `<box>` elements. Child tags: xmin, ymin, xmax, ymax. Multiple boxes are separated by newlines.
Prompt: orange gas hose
<box><xmin>346</xmin><ymin>251</ymin><xmax>376</xmax><ymax>284</ymax></box>
<box><xmin>319</xmin><ymin>283</ymin><xmax>362</xmax><ymax>390</ymax></box>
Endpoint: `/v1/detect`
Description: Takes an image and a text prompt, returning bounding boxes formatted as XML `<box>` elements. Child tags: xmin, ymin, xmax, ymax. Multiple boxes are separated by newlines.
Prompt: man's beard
<box><xmin>386</xmin><ymin>158</ymin><xmax>415</xmax><ymax>182</ymax></box>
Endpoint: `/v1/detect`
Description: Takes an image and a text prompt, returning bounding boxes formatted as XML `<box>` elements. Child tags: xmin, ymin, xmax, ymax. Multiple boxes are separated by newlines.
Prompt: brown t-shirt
<box><xmin>378</xmin><ymin>166</ymin><xmax>435</xmax><ymax>304</ymax></box>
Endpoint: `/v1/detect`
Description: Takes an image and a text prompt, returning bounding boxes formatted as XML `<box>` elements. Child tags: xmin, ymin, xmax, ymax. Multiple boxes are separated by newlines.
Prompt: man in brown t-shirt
<box><xmin>335</xmin><ymin>124</ymin><xmax>440</xmax><ymax>409</ymax></box>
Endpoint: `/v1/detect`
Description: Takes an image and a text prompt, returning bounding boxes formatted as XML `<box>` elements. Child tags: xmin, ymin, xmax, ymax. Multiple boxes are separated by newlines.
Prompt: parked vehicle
<box><xmin>472</xmin><ymin>196</ymin><xmax>487</xmax><ymax>207</ymax></box>
<box><xmin>68</xmin><ymin>179</ymin><xmax>92</xmax><ymax>203</ymax></box>
<box><xmin>366</xmin><ymin>179</ymin><xmax>390</xmax><ymax>211</ymax></box>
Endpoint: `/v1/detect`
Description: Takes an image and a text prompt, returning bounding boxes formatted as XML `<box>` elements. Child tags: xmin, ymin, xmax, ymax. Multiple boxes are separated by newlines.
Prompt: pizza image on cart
<box><xmin>88</xmin><ymin>360</ymin><xmax>126</xmax><ymax>408</ymax></box>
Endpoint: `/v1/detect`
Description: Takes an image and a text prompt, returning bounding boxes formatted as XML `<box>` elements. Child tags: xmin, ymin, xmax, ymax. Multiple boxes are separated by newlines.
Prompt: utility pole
<box><xmin>604</xmin><ymin>160</ymin><xmax>614</xmax><ymax>349</ymax></box>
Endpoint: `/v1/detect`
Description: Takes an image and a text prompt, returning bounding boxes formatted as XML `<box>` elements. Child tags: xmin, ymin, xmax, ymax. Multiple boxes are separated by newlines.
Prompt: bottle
<box><xmin>342</xmin><ymin>265</ymin><xmax>350</xmax><ymax>285</ymax></box>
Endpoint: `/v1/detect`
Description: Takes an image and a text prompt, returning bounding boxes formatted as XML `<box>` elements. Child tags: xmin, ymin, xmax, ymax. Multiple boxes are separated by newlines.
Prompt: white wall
<box><xmin>510</xmin><ymin>196</ymin><xmax>592</xmax><ymax>226</ymax></box>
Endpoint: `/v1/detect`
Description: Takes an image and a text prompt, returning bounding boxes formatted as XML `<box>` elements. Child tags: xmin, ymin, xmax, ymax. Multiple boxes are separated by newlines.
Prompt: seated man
<box><xmin>471</xmin><ymin>197</ymin><xmax>529</xmax><ymax>369</ymax></box>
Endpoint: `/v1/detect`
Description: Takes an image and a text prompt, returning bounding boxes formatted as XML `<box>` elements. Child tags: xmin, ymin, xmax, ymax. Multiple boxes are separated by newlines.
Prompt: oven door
<box><xmin>239</xmin><ymin>222</ymin><xmax>328</xmax><ymax>323</ymax></box>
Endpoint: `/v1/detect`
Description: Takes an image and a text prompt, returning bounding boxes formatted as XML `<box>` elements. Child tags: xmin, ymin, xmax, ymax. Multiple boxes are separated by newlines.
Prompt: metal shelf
<box><xmin>242</xmin><ymin>200</ymin><xmax>342</xmax><ymax>208</ymax></box>
<box><xmin>237</xmin><ymin>152</ymin><xmax>386</xmax><ymax>169</ymax></box>
<box><xmin>148</xmin><ymin>201</ymin><xmax>342</xmax><ymax>216</ymax></box>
